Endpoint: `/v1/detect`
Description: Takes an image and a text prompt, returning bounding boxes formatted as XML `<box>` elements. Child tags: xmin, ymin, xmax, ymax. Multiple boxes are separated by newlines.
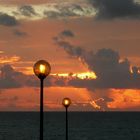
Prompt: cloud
<box><xmin>1</xmin><ymin>36</ymin><xmax>140</xmax><ymax>90</ymax></box>
<box><xmin>54</xmin><ymin>30</ymin><xmax>140</xmax><ymax>89</ymax></box>
<box><xmin>60</xmin><ymin>30</ymin><xmax>75</xmax><ymax>38</ymax></box>
<box><xmin>0</xmin><ymin>51</ymin><xmax>4</xmax><ymax>54</ymax></box>
<box><xmin>0</xmin><ymin>12</ymin><xmax>18</xmax><ymax>26</ymax></box>
<box><xmin>0</xmin><ymin>65</ymin><xmax>22</xmax><ymax>88</ymax></box>
<box><xmin>0</xmin><ymin>3</ymin><xmax>95</xmax><ymax>20</ymax></box>
<box><xmin>0</xmin><ymin>64</ymin><xmax>39</xmax><ymax>89</ymax></box>
<box><xmin>89</xmin><ymin>0</ymin><xmax>140</xmax><ymax>19</ymax></box>
<box><xmin>19</xmin><ymin>5</ymin><xmax>36</xmax><ymax>17</ymax></box>
<box><xmin>54</xmin><ymin>40</ymin><xmax>84</xmax><ymax>57</ymax></box>
<box><xmin>43</xmin><ymin>4</ymin><xmax>85</xmax><ymax>18</ymax></box>
<box><xmin>54</xmin><ymin>30</ymin><xmax>84</xmax><ymax>57</ymax></box>
<box><xmin>0</xmin><ymin>64</ymin><xmax>54</xmax><ymax>89</ymax></box>
<box><xmin>2</xmin><ymin>1</ymin><xmax>140</xmax><ymax>20</ymax></box>
<box><xmin>0</xmin><ymin>55</ymin><xmax>20</xmax><ymax>64</ymax></box>
<box><xmin>1</xmin><ymin>59</ymin><xmax>140</xmax><ymax>111</ymax></box>
<box><xmin>13</xmin><ymin>29</ymin><xmax>27</xmax><ymax>37</ymax></box>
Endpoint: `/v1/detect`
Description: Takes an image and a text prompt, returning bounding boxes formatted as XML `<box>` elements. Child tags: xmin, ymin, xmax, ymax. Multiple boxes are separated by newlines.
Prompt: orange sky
<box><xmin>1</xmin><ymin>0</ymin><xmax>140</xmax><ymax>111</ymax></box>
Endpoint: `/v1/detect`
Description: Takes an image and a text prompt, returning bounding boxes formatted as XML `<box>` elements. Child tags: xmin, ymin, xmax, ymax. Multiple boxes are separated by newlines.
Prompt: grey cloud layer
<box><xmin>43</xmin><ymin>4</ymin><xmax>94</xmax><ymax>18</ymax></box>
<box><xmin>0</xmin><ymin>3</ymin><xmax>95</xmax><ymax>21</ymax></box>
<box><xmin>1</xmin><ymin>0</ymin><xmax>140</xmax><ymax>22</ymax></box>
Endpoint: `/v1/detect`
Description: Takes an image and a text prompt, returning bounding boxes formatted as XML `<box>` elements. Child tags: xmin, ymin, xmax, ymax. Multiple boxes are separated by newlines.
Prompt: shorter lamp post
<box><xmin>62</xmin><ymin>98</ymin><xmax>71</xmax><ymax>140</ymax></box>
<box><xmin>33</xmin><ymin>60</ymin><xmax>51</xmax><ymax>140</ymax></box>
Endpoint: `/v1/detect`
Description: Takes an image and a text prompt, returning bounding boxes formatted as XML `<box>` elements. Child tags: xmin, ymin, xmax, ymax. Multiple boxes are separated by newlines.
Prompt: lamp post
<box><xmin>33</xmin><ymin>60</ymin><xmax>51</xmax><ymax>140</ymax></box>
<box><xmin>62</xmin><ymin>98</ymin><xmax>71</xmax><ymax>140</ymax></box>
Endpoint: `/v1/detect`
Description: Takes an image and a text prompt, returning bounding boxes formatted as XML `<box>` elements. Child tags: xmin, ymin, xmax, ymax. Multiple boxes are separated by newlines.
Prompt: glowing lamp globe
<box><xmin>33</xmin><ymin>60</ymin><xmax>51</xmax><ymax>79</ymax></box>
<box><xmin>62</xmin><ymin>98</ymin><xmax>71</xmax><ymax>108</ymax></box>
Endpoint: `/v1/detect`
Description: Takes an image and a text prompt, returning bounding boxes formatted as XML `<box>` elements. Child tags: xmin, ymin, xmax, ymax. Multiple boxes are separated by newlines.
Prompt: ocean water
<box><xmin>0</xmin><ymin>112</ymin><xmax>140</xmax><ymax>140</ymax></box>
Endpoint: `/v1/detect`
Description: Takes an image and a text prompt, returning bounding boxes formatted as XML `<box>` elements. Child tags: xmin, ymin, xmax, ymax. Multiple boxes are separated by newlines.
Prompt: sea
<box><xmin>0</xmin><ymin>112</ymin><xmax>140</xmax><ymax>140</ymax></box>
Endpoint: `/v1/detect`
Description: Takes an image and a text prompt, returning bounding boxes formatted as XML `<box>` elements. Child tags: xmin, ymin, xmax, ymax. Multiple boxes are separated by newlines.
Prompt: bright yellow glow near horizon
<box><xmin>16</xmin><ymin>67</ymin><xmax>97</xmax><ymax>79</ymax></box>
<box><xmin>76</xmin><ymin>72</ymin><xmax>97</xmax><ymax>79</ymax></box>
<box><xmin>53</xmin><ymin>71</ymin><xmax>97</xmax><ymax>79</ymax></box>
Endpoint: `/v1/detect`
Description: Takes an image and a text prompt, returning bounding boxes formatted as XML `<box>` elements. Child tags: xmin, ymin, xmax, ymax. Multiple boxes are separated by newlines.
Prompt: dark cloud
<box><xmin>0</xmin><ymin>64</ymin><xmax>55</xmax><ymax>89</ymax></box>
<box><xmin>44</xmin><ymin>10</ymin><xmax>76</xmax><ymax>19</ymax></box>
<box><xmin>60</xmin><ymin>30</ymin><xmax>75</xmax><ymax>38</ymax></box>
<box><xmin>54</xmin><ymin>30</ymin><xmax>140</xmax><ymax>89</ymax></box>
<box><xmin>54</xmin><ymin>40</ymin><xmax>84</xmax><ymax>57</ymax></box>
<box><xmin>13</xmin><ymin>29</ymin><xmax>27</xmax><ymax>37</ymax></box>
<box><xmin>0</xmin><ymin>65</ymin><xmax>22</xmax><ymax>88</ymax></box>
<box><xmin>83</xmin><ymin>48</ymin><xmax>130</xmax><ymax>81</ymax></box>
<box><xmin>44</xmin><ymin>11</ymin><xmax>61</xmax><ymax>19</ymax></box>
<box><xmin>0</xmin><ymin>13</ymin><xmax>18</xmax><ymax>26</ymax></box>
<box><xmin>54</xmin><ymin>30</ymin><xmax>84</xmax><ymax>57</ymax></box>
<box><xmin>19</xmin><ymin>5</ymin><xmax>36</xmax><ymax>17</ymax></box>
<box><xmin>89</xmin><ymin>0</ymin><xmax>140</xmax><ymax>19</ymax></box>
<box><xmin>1</xmin><ymin>45</ymin><xmax>140</xmax><ymax>90</ymax></box>
<box><xmin>132</xmin><ymin>66</ymin><xmax>139</xmax><ymax>78</ymax></box>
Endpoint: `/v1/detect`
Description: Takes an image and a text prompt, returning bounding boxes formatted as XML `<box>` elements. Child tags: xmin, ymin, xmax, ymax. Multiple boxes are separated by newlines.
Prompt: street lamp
<box><xmin>62</xmin><ymin>98</ymin><xmax>71</xmax><ymax>140</ymax></box>
<box><xmin>33</xmin><ymin>60</ymin><xmax>51</xmax><ymax>140</ymax></box>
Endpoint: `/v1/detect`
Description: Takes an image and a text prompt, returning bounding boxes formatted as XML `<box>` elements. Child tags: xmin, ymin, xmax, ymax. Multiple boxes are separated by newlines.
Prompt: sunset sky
<box><xmin>0</xmin><ymin>0</ymin><xmax>140</xmax><ymax>111</ymax></box>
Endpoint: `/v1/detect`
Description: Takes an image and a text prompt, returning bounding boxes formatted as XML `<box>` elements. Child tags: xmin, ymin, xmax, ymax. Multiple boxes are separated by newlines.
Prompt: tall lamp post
<box><xmin>62</xmin><ymin>98</ymin><xmax>71</xmax><ymax>140</ymax></box>
<box><xmin>33</xmin><ymin>60</ymin><xmax>51</xmax><ymax>140</ymax></box>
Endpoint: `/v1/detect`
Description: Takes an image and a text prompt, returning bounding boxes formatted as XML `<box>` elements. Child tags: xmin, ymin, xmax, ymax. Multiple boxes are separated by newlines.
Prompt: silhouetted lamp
<box><xmin>34</xmin><ymin>60</ymin><xmax>51</xmax><ymax>79</ymax></box>
<box><xmin>63</xmin><ymin>98</ymin><xmax>71</xmax><ymax>108</ymax></box>
<box><xmin>33</xmin><ymin>60</ymin><xmax>51</xmax><ymax>140</ymax></box>
<box><xmin>62</xmin><ymin>98</ymin><xmax>71</xmax><ymax>140</ymax></box>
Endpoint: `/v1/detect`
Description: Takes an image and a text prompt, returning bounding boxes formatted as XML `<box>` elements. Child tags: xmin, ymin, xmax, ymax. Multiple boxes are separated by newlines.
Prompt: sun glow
<box><xmin>53</xmin><ymin>71</ymin><xmax>97</xmax><ymax>79</ymax></box>
<box><xmin>13</xmin><ymin>65</ymin><xmax>97</xmax><ymax>79</ymax></box>
<box><xmin>76</xmin><ymin>72</ymin><xmax>97</xmax><ymax>79</ymax></box>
